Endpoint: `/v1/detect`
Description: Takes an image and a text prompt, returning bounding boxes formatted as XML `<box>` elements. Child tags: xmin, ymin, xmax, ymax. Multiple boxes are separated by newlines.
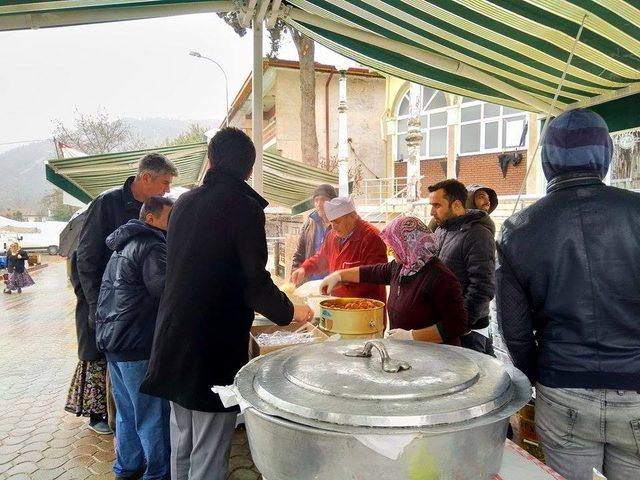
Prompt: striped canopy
<box><xmin>45</xmin><ymin>143</ymin><xmax>338</xmax><ymax>208</ymax></box>
<box><xmin>3</xmin><ymin>1</ymin><xmax>639</xmax><ymax>131</ymax></box>
<box><xmin>282</xmin><ymin>0</ymin><xmax>640</xmax><ymax>131</ymax></box>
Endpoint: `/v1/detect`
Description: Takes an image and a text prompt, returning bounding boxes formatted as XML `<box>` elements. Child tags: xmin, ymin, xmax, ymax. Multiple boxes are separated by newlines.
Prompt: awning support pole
<box><xmin>252</xmin><ymin>15</ymin><xmax>264</xmax><ymax>195</ymax></box>
<box><xmin>337</xmin><ymin>71</ymin><xmax>349</xmax><ymax>196</ymax></box>
<box><xmin>512</xmin><ymin>15</ymin><xmax>587</xmax><ymax>214</ymax></box>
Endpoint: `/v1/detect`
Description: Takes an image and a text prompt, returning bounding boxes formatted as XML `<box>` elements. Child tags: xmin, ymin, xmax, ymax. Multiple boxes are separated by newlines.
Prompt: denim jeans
<box><xmin>108</xmin><ymin>360</ymin><xmax>170</xmax><ymax>480</ymax></box>
<box><xmin>535</xmin><ymin>383</ymin><xmax>640</xmax><ymax>480</ymax></box>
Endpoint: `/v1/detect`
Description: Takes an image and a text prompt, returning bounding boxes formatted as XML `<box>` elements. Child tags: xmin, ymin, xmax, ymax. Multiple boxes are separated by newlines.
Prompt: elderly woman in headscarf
<box><xmin>321</xmin><ymin>216</ymin><xmax>468</xmax><ymax>345</ymax></box>
<box><xmin>3</xmin><ymin>241</ymin><xmax>34</xmax><ymax>294</ymax></box>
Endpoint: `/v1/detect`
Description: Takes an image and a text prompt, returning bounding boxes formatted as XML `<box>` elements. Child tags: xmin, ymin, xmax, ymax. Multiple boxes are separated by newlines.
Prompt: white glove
<box><xmin>320</xmin><ymin>271</ymin><xmax>342</xmax><ymax>295</ymax></box>
<box><xmin>386</xmin><ymin>328</ymin><xmax>414</xmax><ymax>340</ymax></box>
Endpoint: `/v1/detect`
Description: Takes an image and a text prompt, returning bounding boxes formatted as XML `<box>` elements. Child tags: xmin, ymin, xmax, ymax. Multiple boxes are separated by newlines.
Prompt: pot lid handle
<box><xmin>344</xmin><ymin>340</ymin><xmax>412</xmax><ymax>373</ymax></box>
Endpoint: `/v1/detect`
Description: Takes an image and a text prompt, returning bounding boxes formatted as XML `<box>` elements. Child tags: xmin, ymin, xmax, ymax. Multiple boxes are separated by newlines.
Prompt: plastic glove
<box><xmin>320</xmin><ymin>271</ymin><xmax>342</xmax><ymax>295</ymax></box>
<box><xmin>386</xmin><ymin>328</ymin><xmax>414</xmax><ymax>340</ymax></box>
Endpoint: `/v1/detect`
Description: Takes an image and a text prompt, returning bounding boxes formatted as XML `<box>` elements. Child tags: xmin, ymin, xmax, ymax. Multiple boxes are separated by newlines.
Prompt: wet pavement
<box><xmin>0</xmin><ymin>261</ymin><xmax>261</xmax><ymax>480</ymax></box>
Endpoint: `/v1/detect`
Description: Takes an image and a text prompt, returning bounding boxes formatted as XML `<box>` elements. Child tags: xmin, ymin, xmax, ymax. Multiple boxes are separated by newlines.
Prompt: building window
<box><xmin>459</xmin><ymin>99</ymin><xmax>527</xmax><ymax>155</ymax></box>
<box><xmin>396</xmin><ymin>87</ymin><xmax>449</xmax><ymax>161</ymax></box>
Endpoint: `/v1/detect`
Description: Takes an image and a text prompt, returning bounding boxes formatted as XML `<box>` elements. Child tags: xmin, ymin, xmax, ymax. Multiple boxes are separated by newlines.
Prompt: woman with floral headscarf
<box><xmin>321</xmin><ymin>216</ymin><xmax>467</xmax><ymax>345</ymax></box>
<box><xmin>3</xmin><ymin>241</ymin><xmax>35</xmax><ymax>294</ymax></box>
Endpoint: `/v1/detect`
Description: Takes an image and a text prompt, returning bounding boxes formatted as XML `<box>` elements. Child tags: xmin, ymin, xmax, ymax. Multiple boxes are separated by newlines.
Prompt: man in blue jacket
<box><xmin>96</xmin><ymin>195</ymin><xmax>174</xmax><ymax>480</ymax></box>
<box><xmin>496</xmin><ymin>109</ymin><xmax>640</xmax><ymax>480</ymax></box>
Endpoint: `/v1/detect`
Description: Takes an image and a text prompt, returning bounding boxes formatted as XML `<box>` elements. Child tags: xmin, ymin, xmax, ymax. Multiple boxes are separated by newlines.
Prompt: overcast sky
<box><xmin>0</xmin><ymin>13</ymin><xmax>355</xmax><ymax>153</ymax></box>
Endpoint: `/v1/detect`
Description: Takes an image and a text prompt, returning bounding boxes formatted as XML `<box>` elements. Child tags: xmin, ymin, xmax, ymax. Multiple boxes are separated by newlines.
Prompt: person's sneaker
<box><xmin>17</xmin><ymin>287</ymin><xmax>21</xmax><ymax>293</ymax></box>
<box><xmin>3</xmin><ymin>289</ymin><xmax>11</xmax><ymax>294</ymax></box>
<box><xmin>88</xmin><ymin>419</ymin><xmax>112</xmax><ymax>435</ymax></box>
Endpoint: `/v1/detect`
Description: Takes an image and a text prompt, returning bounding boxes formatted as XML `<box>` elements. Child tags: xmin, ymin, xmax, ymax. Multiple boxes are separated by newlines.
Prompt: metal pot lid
<box><xmin>237</xmin><ymin>340</ymin><xmax>518</xmax><ymax>428</ymax></box>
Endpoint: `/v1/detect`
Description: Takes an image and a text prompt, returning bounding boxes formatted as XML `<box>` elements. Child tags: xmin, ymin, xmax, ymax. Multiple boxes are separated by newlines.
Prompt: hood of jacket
<box><xmin>440</xmin><ymin>209</ymin><xmax>495</xmax><ymax>236</ymax></box>
<box><xmin>465</xmin><ymin>184</ymin><xmax>498</xmax><ymax>214</ymax></box>
<box><xmin>106</xmin><ymin>219</ymin><xmax>165</xmax><ymax>251</ymax></box>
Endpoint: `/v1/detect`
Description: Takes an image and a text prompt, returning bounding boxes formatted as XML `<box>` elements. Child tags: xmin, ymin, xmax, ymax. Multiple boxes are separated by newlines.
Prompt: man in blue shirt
<box><xmin>291</xmin><ymin>184</ymin><xmax>337</xmax><ymax>281</ymax></box>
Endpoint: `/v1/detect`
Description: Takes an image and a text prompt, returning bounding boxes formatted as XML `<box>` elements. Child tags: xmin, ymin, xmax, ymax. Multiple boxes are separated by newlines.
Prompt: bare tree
<box><xmin>53</xmin><ymin>109</ymin><xmax>144</xmax><ymax>155</ymax></box>
<box><xmin>218</xmin><ymin>15</ymin><xmax>320</xmax><ymax>167</ymax></box>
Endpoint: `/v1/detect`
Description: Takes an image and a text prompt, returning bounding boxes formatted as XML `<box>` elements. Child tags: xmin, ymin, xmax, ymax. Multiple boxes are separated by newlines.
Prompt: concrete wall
<box><xmin>274</xmin><ymin>69</ymin><xmax>388</xmax><ymax>179</ymax></box>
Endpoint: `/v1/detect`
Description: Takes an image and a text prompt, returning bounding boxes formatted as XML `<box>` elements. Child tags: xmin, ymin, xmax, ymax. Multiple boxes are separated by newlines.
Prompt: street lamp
<box><xmin>189</xmin><ymin>51</ymin><xmax>230</xmax><ymax>127</ymax></box>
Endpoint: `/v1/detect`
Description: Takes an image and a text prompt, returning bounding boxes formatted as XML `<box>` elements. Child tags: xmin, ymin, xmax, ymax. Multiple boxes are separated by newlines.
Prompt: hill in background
<box><xmin>0</xmin><ymin>117</ymin><xmax>217</xmax><ymax>211</ymax></box>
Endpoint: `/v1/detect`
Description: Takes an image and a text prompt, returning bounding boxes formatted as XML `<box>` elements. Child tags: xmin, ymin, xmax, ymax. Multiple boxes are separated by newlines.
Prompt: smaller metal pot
<box><xmin>319</xmin><ymin>297</ymin><xmax>384</xmax><ymax>337</ymax></box>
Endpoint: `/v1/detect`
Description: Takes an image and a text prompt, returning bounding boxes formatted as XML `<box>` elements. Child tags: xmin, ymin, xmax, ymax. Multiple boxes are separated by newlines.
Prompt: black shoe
<box><xmin>3</xmin><ymin>289</ymin><xmax>11</xmax><ymax>294</ymax></box>
<box><xmin>115</xmin><ymin>468</ymin><xmax>145</xmax><ymax>480</ymax></box>
<box><xmin>17</xmin><ymin>287</ymin><xmax>21</xmax><ymax>293</ymax></box>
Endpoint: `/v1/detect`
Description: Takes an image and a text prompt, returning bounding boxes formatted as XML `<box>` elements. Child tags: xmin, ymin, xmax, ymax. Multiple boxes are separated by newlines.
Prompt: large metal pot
<box><xmin>235</xmin><ymin>340</ymin><xmax>531</xmax><ymax>480</ymax></box>
<box><xmin>318</xmin><ymin>297</ymin><xmax>385</xmax><ymax>338</ymax></box>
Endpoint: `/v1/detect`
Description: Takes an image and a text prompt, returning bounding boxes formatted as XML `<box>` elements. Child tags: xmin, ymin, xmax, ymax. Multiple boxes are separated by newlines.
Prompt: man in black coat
<box><xmin>428</xmin><ymin>179</ymin><xmax>496</xmax><ymax>355</ymax></box>
<box><xmin>96</xmin><ymin>196</ymin><xmax>173</xmax><ymax>480</ymax></box>
<box><xmin>71</xmin><ymin>153</ymin><xmax>177</xmax><ymax>433</ymax></box>
<box><xmin>496</xmin><ymin>109</ymin><xmax>640</xmax><ymax>479</ymax></box>
<box><xmin>141</xmin><ymin>128</ymin><xmax>313</xmax><ymax>480</ymax></box>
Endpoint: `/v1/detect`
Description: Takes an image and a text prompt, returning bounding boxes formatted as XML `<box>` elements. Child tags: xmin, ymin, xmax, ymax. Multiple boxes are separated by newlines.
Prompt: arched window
<box><xmin>395</xmin><ymin>86</ymin><xmax>449</xmax><ymax>161</ymax></box>
<box><xmin>459</xmin><ymin>98</ymin><xmax>527</xmax><ymax>154</ymax></box>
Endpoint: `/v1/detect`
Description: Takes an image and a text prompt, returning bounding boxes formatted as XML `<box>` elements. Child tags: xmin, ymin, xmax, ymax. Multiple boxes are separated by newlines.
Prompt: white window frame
<box><xmin>394</xmin><ymin>87</ymin><xmax>449</xmax><ymax>162</ymax></box>
<box><xmin>458</xmin><ymin>99</ymin><xmax>528</xmax><ymax>156</ymax></box>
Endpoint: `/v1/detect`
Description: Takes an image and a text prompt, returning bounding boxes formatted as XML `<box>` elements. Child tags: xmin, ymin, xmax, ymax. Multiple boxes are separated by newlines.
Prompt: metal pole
<box><xmin>337</xmin><ymin>71</ymin><xmax>349</xmax><ymax>196</ymax></box>
<box><xmin>252</xmin><ymin>16</ymin><xmax>264</xmax><ymax>195</ymax></box>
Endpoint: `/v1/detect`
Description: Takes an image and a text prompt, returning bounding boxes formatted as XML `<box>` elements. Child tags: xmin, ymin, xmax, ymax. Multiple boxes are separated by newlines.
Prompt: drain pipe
<box><xmin>324</xmin><ymin>69</ymin><xmax>335</xmax><ymax>170</ymax></box>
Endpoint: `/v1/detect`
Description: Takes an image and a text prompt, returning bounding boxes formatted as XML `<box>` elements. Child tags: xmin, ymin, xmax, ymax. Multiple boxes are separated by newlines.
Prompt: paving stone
<box><xmin>0</xmin><ymin>462</ymin><xmax>14</xmax><ymax>476</ymax></box>
<box><xmin>227</xmin><ymin>468</ymin><xmax>261</xmax><ymax>480</ymax></box>
<box><xmin>56</xmin><ymin>466</ymin><xmax>91</xmax><ymax>480</ymax></box>
<box><xmin>73</xmin><ymin>435</ymin><xmax>100</xmax><ymax>447</ymax></box>
<box><xmin>40</xmin><ymin>447</ymin><xmax>72</xmax><ymax>459</ymax></box>
<box><xmin>36</xmin><ymin>456</ymin><xmax>69</xmax><ymax>470</ymax></box>
<box><xmin>61</xmin><ymin>454</ymin><xmax>94</xmax><ymax>469</ymax></box>
<box><xmin>228</xmin><ymin>455</ymin><xmax>255</xmax><ymax>470</ymax></box>
<box><xmin>17</xmin><ymin>442</ymin><xmax>48</xmax><ymax>455</ymax></box>
<box><xmin>88</xmin><ymin>460</ymin><xmax>113</xmax><ymax>475</ymax></box>
<box><xmin>30</xmin><ymin>466</ymin><xmax>65</xmax><ymax>480</ymax></box>
<box><xmin>46</xmin><ymin>437</ymin><xmax>75</xmax><ymax>449</ymax></box>
<box><xmin>1</xmin><ymin>435</ymin><xmax>30</xmax><ymax>447</ymax></box>
<box><xmin>0</xmin><ymin>453</ymin><xmax>19</xmax><ymax>465</ymax></box>
<box><xmin>0</xmin><ymin>445</ymin><xmax>22</xmax><ymax>456</ymax></box>
<box><xmin>24</xmin><ymin>433</ymin><xmax>54</xmax><ymax>445</ymax></box>
<box><xmin>4</xmin><ymin>462</ymin><xmax>37</xmax><ymax>476</ymax></box>
<box><xmin>11</xmin><ymin>451</ymin><xmax>43</xmax><ymax>465</ymax></box>
<box><xmin>92</xmin><ymin>449</ymin><xmax>115</xmax><ymax>463</ymax></box>
<box><xmin>72</xmin><ymin>444</ymin><xmax>97</xmax><ymax>456</ymax></box>
<box><xmin>3</xmin><ymin>474</ymin><xmax>32</xmax><ymax>480</ymax></box>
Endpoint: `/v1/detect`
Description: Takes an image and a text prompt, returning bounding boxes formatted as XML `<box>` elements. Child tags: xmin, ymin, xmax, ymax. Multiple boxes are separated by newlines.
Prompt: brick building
<box><xmin>384</xmin><ymin>79</ymin><xmax>543</xmax><ymax>196</ymax></box>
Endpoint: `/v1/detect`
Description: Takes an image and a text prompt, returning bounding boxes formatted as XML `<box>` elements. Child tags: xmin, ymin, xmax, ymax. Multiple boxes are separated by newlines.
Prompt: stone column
<box><xmin>405</xmin><ymin>83</ymin><xmax>423</xmax><ymax>202</ymax></box>
<box><xmin>337</xmin><ymin>71</ymin><xmax>349</xmax><ymax>197</ymax></box>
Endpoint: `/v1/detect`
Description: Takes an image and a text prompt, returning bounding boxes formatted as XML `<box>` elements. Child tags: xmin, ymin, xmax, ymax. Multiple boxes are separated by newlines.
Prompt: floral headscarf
<box><xmin>380</xmin><ymin>216</ymin><xmax>436</xmax><ymax>277</ymax></box>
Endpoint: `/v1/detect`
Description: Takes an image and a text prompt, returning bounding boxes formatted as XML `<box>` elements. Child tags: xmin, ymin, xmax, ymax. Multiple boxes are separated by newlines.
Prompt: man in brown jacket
<box><xmin>291</xmin><ymin>184</ymin><xmax>337</xmax><ymax>282</ymax></box>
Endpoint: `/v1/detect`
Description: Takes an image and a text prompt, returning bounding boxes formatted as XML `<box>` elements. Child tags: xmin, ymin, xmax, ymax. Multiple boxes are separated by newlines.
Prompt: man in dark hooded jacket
<box><xmin>96</xmin><ymin>196</ymin><xmax>174</xmax><ymax>480</ymax></box>
<box><xmin>428</xmin><ymin>179</ymin><xmax>496</xmax><ymax>355</ymax></box>
<box><xmin>465</xmin><ymin>184</ymin><xmax>498</xmax><ymax>216</ymax></box>
<box><xmin>496</xmin><ymin>109</ymin><xmax>640</xmax><ymax>480</ymax></box>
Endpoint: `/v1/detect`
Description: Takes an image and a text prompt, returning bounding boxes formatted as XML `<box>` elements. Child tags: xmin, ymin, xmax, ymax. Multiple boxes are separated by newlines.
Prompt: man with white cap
<box><xmin>291</xmin><ymin>196</ymin><xmax>387</xmax><ymax>302</ymax></box>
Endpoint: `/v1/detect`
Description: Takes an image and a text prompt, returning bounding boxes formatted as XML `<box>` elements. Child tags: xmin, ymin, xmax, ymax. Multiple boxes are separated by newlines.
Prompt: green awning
<box><xmin>45</xmin><ymin>142</ymin><xmax>208</xmax><ymax>203</ymax></box>
<box><xmin>282</xmin><ymin>1</ymin><xmax>640</xmax><ymax>131</ymax></box>
<box><xmin>0</xmin><ymin>0</ymin><xmax>233</xmax><ymax>31</ymax></box>
<box><xmin>262</xmin><ymin>151</ymin><xmax>338</xmax><ymax>208</ymax></box>
<box><xmin>46</xmin><ymin>144</ymin><xmax>338</xmax><ymax>209</ymax></box>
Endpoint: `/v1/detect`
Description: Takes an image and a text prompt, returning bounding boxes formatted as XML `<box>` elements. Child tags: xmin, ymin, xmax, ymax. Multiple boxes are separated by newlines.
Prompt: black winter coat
<box><xmin>70</xmin><ymin>251</ymin><xmax>100</xmax><ymax>361</ymax></box>
<box><xmin>76</xmin><ymin>177</ymin><xmax>143</xmax><ymax>328</ymax></box>
<box><xmin>435</xmin><ymin>210</ymin><xmax>496</xmax><ymax>329</ymax></box>
<box><xmin>5</xmin><ymin>249</ymin><xmax>29</xmax><ymax>273</ymax></box>
<box><xmin>96</xmin><ymin>220</ymin><xmax>167</xmax><ymax>362</ymax></box>
<box><xmin>496</xmin><ymin>174</ymin><xmax>640</xmax><ymax>390</ymax></box>
<box><xmin>141</xmin><ymin>169</ymin><xmax>294</xmax><ymax>412</ymax></box>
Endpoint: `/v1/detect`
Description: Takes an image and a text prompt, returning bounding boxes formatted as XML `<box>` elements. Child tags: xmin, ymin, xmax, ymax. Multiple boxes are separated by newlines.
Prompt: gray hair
<box><xmin>137</xmin><ymin>153</ymin><xmax>178</xmax><ymax>178</ymax></box>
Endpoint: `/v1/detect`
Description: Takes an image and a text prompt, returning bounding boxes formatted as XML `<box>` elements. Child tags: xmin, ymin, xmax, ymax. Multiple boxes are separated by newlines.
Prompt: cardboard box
<box><xmin>249</xmin><ymin>322</ymin><xmax>328</xmax><ymax>358</ymax></box>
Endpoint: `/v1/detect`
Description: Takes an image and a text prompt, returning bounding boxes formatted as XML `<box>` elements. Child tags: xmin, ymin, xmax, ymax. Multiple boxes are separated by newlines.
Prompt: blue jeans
<box><xmin>108</xmin><ymin>360</ymin><xmax>170</xmax><ymax>480</ymax></box>
<box><xmin>536</xmin><ymin>383</ymin><xmax>640</xmax><ymax>480</ymax></box>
